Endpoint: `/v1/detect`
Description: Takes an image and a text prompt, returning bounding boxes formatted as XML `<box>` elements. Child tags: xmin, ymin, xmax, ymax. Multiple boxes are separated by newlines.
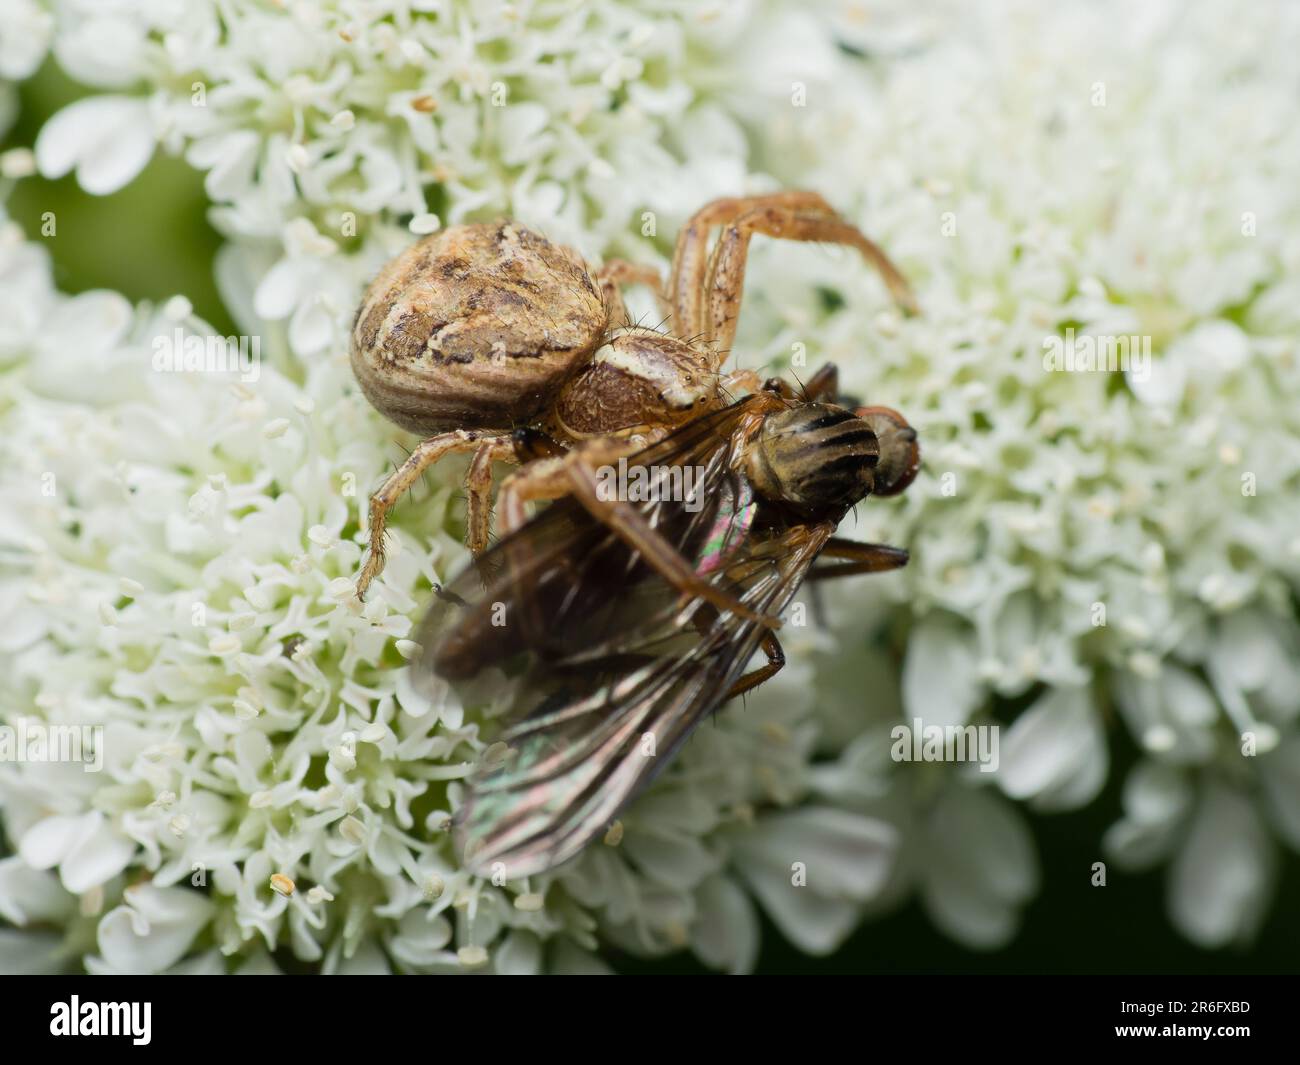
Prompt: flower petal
<box><xmin>690</xmin><ymin>875</ymin><xmax>759</xmax><ymax>975</ymax></box>
<box><xmin>922</xmin><ymin>784</ymin><xmax>1039</xmax><ymax>949</ymax></box>
<box><xmin>95</xmin><ymin>884</ymin><xmax>213</xmax><ymax>974</ymax></box>
<box><xmin>36</xmin><ymin>96</ymin><xmax>154</xmax><ymax>195</ymax></box>
<box><xmin>902</xmin><ymin>619</ymin><xmax>981</xmax><ymax>726</ymax></box>
<box><xmin>997</xmin><ymin>686</ymin><xmax>1107</xmax><ymax>809</ymax></box>
<box><xmin>1169</xmin><ymin>783</ymin><xmax>1276</xmax><ymax>948</ymax></box>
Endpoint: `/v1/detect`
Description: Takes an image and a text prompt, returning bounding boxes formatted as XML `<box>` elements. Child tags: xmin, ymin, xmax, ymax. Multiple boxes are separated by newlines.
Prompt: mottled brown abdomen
<box><xmin>351</xmin><ymin>222</ymin><xmax>607</xmax><ymax>433</ymax></box>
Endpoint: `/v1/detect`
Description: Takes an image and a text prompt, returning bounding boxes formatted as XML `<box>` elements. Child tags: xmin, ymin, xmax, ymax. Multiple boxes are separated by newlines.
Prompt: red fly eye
<box><xmin>854</xmin><ymin>405</ymin><xmax>920</xmax><ymax>496</ymax></box>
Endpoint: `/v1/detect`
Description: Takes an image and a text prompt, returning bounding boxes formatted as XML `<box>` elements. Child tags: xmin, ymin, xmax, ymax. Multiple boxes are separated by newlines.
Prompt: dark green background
<box><xmin>5</xmin><ymin>66</ymin><xmax>1296</xmax><ymax>976</ymax></box>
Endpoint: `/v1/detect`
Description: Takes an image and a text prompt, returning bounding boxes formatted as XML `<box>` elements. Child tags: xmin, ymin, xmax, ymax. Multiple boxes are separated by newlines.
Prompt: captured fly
<box><xmin>414</xmin><ymin>364</ymin><xmax>920</xmax><ymax>879</ymax></box>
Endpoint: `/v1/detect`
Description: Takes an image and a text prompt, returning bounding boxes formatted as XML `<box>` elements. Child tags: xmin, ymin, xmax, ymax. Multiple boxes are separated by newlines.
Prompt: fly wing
<box><xmin>449</xmin><ymin>521</ymin><xmax>835</xmax><ymax>879</ymax></box>
<box><xmin>412</xmin><ymin>396</ymin><xmax>768</xmax><ymax>684</ymax></box>
<box><xmin>406</xmin><ymin>393</ymin><xmax>841</xmax><ymax>878</ymax></box>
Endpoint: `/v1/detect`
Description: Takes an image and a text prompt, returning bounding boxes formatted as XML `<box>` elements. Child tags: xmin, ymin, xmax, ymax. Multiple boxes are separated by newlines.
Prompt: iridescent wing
<box><xmin>411</xmin><ymin>397</ymin><xmax>837</xmax><ymax>879</ymax></box>
<box><xmin>443</xmin><ymin>521</ymin><xmax>833</xmax><ymax>880</ymax></box>
<box><xmin>416</xmin><ymin>397</ymin><xmax>767</xmax><ymax>684</ymax></box>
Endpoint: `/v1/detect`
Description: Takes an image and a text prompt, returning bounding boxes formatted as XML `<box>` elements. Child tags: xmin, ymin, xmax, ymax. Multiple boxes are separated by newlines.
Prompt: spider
<box><xmin>349</xmin><ymin>190</ymin><xmax>915</xmax><ymax>597</ymax></box>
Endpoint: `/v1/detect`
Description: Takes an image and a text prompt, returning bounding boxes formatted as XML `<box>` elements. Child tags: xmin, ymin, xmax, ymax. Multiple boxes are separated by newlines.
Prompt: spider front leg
<box><xmin>357</xmin><ymin>429</ymin><xmax>514</xmax><ymax>598</ymax></box>
<box><xmin>495</xmin><ymin>433</ymin><xmax>657</xmax><ymax>538</ymax></box>
<box><xmin>670</xmin><ymin>192</ymin><xmax>917</xmax><ymax>362</ymax></box>
<box><xmin>671</xmin><ymin>192</ymin><xmax>836</xmax><ymax>342</ymax></box>
<box><xmin>720</xmin><ymin>367</ymin><xmax>764</xmax><ymax>399</ymax></box>
<box><xmin>563</xmin><ymin>450</ymin><xmax>778</xmax><ymax>627</ymax></box>
<box><xmin>594</xmin><ymin>260</ymin><xmax>670</xmax><ymax>329</ymax></box>
<box><xmin>497</xmin><ymin>440</ymin><xmax>778</xmax><ymax>628</ymax></box>
<box><xmin>706</xmin><ymin>203</ymin><xmax>918</xmax><ymax>355</ymax></box>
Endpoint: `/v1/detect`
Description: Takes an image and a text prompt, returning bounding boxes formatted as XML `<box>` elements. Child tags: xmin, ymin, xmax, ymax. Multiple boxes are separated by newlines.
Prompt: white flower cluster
<box><xmin>732</xmin><ymin>0</ymin><xmax>1300</xmax><ymax>947</ymax></box>
<box><xmin>1</xmin><ymin>0</ymin><xmax>1297</xmax><ymax>973</ymax></box>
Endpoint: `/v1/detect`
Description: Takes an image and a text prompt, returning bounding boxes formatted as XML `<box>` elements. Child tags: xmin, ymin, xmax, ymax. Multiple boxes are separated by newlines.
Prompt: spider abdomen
<box><xmin>351</xmin><ymin>222</ymin><xmax>607</xmax><ymax>434</ymax></box>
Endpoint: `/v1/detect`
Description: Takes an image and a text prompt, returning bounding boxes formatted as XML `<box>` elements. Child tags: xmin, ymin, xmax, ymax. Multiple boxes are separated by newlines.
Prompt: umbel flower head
<box><xmin>1</xmin><ymin>0</ymin><xmax>1298</xmax><ymax>973</ymax></box>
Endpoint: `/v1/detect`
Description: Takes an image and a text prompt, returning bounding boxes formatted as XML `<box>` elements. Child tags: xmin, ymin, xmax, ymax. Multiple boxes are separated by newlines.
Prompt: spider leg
<box><xmin>669</xmin><ymin>192</ymin><xmax>916</xmax><ymax>369</ymax></box>
<box><xmin>464</xmin><ymin>437</ymin><xmax>521</xmax><ymax>556</ymax></box>
<box><xmin>594</xmin><ymin>260</ymin><xmax>670</xmax><ymax>330</ymax></box>
<box><xmin>719</xmin><ymin>367</ymin><xmax>764</xmax><ymax>397</ymax></box>
<box><xmin>495</xmin><ymin>438</ymin><xmax>781</xmax><ymax>628</ymax></box>
<box><xmin>671</xmin><ymin>192</ymin><xmax>842</xmax><ymax>346</ymax></box>
<box><xmin>356</xmin><ymin>429</ymin><xmax>511</xmax><ymax>598</ymax></box>
<box><xmin>705</xmin><ymin>203</ymin><xmax>917</xmax><ymax>358</ymax></box>
<box><xmin>494</xmin><ymin>433</ymin><xmax>659</xmax><ymax>539</ymax></box>
<box><xmin>561</xmin><ymin>452</ymin><xmax>779</xmax><ymax>628</ymax></box>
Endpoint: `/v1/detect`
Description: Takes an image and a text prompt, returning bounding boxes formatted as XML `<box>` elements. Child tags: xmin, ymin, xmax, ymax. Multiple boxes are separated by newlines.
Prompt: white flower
<box><xmin>735</xmin><ymin>0</ymin><xmax>1300</xmax><ymax>954</ymax></box>
<box><xmin>1168</xmin><ymin>782</ymin><xmax>1276</xmax><ymax>949</ymax></box>
<box><xmin>689</xmin><ymin>875</ymin><xmax>760</xmax><ymax>975</ymax></box>
<box><xmin>0</xmin><ymin>857</ymin><xmax>76</xmax><ymax>926</ymax></box>
<box><xmin>0</xmin><ymin>930</ymin><xmax>65</xmax><ymax>975</ymax></box>
<box><xmin>0</xmin><ymin>0</ymin><xmax>53</xmax><ymax>81</ymax></box>
<box><xmin>1258</xmin><ymin>735</ymin><xmax>1300</xmax><ymax>847</ymax></box>
<box><xmin>251</xmin><ymin>218</ymin><xmax>356</xmax><ymax>357</ymax></box>
<box><xmin>34</xmin><ymin>95</ymin><xmax>156</xmax><ymax>196</ymax></box>
<box><xmin>901</xmin><ymin>618</ymin><xmax>982</xmax><ymax>726</ymax></box>
<box><xmin>918</xmin><ymin>783</ymin><xmax>1039</xmax><ymax>950</ymax></box>
<box><xmin>996</xmin><ymin>687</ymin><xmax>1108</xmax><ymax>811</ymax></box>
<box><xmin>1102</xmin><ymin>760</ymin><xmax>1193</xmax><ymax>871</ymax></box>
<box><xmin>89</xmin><ymin>883</ymin><xmax>216</xmax><ymax>975</ymax></box>
<box><xmin>18</xmin><ymin>812</ymin><xmax>136</xmax><ymax>895</ymax></box>
<box><xmin>732</xmin><ymin>808</ymin><xmax>897</xmax><ymax>956</ymax></box>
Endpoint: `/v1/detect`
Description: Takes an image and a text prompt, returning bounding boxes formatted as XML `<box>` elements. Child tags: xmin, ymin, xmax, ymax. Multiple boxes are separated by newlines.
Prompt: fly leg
<box><xmin>687</xmin><ymin>602</ymin><xmax>787</xmax><ymax>698</ymax></box>
<box><xmin>801</xmin><ymin>363</ymin><xmax>840</xmax><ymax>402</ymax></box>
<box><xmin>806</xmin><ymin>538</ymin><xmax>910</xmax><ymax>582</ymax></box>
<box><xmin>727</xmin><ymin>631</ymin><xmax>786</xmax><ymax>698</ymax></box>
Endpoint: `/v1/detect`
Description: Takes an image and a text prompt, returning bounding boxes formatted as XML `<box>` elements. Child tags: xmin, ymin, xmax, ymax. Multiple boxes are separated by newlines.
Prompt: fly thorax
<box><xmin>746</xmin><ymin>404</ymin><xmax>880</xmax><ymax>514</ymax></box>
